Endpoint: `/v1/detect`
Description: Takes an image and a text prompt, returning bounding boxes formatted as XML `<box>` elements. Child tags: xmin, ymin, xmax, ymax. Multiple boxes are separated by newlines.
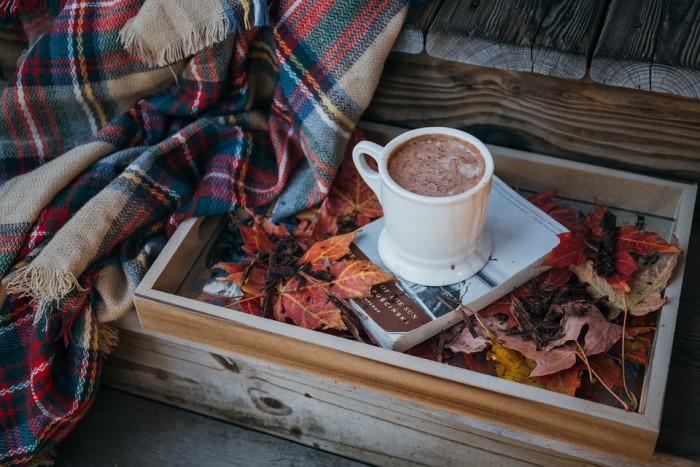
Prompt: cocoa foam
<box><xmin>387</xmin><ymin>135</ymin><xmax>485</xmax><ymax>197</ymax></box>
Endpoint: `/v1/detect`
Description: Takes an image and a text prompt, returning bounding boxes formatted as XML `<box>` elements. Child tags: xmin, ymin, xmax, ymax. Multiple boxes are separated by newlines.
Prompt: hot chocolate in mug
<box><xmin>352</xmin><ymin>127</ymin><xmax>494</xmax><ymax>286</ymax></box>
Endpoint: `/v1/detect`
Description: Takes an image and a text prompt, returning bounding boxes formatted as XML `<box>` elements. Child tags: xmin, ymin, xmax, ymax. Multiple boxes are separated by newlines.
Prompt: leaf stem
<box><xmin>620</xmin><ymin>306</ymin><xmax>639</xmax><ymax>411</ymax></box>
<box><xmin>573</xmin><ymin>347</ymin><xmax>629</xmax><ymax>411</ymax></box>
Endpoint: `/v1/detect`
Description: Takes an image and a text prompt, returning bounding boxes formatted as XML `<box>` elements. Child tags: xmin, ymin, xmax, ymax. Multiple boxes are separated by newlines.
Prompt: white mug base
<box><xmin>378</xmin><ymin>229</ymin><xmax>493</xmax><ymax>287</ymax></box>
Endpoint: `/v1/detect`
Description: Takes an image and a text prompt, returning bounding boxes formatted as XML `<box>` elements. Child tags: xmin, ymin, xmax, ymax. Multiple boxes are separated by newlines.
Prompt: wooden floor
<box><xmin>54</xmin><ymin>387</ymin><xmax>368</xmax><ymax>467</ymax></box>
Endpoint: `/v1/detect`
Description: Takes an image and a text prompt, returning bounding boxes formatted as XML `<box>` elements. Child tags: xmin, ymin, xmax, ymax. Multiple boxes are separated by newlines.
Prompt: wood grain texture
<box><xmin>107</xmin><ymin>310</ymin><xmax>700</xmax><ymax>465</ymax></box>
<box><xmin>364</xmin><ymin>53</ymin><xmax>700</xmax><ymax>190</ymax></box>
<box><xmin>426</xmin><ymin>0</ymin><xmax>550</xmax><ymax>72</ymax></box>
<box><xmin>54</xmin><ymin>387</ymin><xmax>366</xmax><ymax>467</ymax></box>
<box><xmin>105</xmin><ymin>319</ymin><xmax>600</xmax><ymax>467</ymax></box>
<box><xmin>590</xmin><ymin>0</ymin><xmax>665</xmax><ymax>91</ymax></box>
<box><xmin>392</xmin><ymin>0</ymin><xmax>444</xmax><ymax>54</ymax></box>
<box><xmin>532</xmin><ymin>0</ymin><xmax>607</xmax><ymax>79</ymax></box>
<box><xmin>650</xmin><ymin>0</ymin><xmax>700</xmax><ymax>98</ymax></box>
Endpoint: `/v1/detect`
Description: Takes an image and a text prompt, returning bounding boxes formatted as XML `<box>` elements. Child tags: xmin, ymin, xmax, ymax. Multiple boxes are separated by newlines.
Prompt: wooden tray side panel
<box><xmin>109</xmin><ymin>314</ymin><xmax>630</xmax><ymax>466</ymax></box>
<box><xmin>133</xmin><ymin>298</ymin><xmax>657</xmax><ymax>464</ymax></box>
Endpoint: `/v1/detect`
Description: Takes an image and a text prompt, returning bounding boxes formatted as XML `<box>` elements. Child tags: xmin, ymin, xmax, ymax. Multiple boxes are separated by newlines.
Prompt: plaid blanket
<box><xmin>0</xmin><ymin>0</ymin><xmax>408</xmax><ymax>464</ymax></box>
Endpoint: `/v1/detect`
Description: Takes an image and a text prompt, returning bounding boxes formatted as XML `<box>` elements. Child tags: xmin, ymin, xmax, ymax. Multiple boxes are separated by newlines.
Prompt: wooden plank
<box><xmin>364</xmin><ymin>53</ymin><xmax>700</xmax><ymax>197</ymax></box>
<box><xmin>425</xmin><ymin>0</ymin><xmax>550</xmax><ymax>72</ymax></box>
<box><xmin>108</xmin><ymin>310</ymin><xmax>700</xmax><ymax>465</ymax></box>
<box><xmin>531</xmin><ymin>0</ymin><xmax>607</xmax><ymax>79</ymax></box>
<box><xmin>54</xmin><ymin>387</ymin><xmax>366</xmax><ymax>467</ymax></box>
<box><xmin>393</xmin><ymin>0</ymin><xmax>444</xmax><ymax>54</ymax></box>
<box><xmin>650</xmin><ymin>0</ymin><xmax>700</xmax><ymax>98</ymax></box>
<box><xmin>103</xmin><ymin>323</ymin><xmax>618</xmax><ymax>466</ymax></box>
<box><xmin>590</xmin><ymin>0</ymin><xmax>665</xmax><ymax>91</ymax></box>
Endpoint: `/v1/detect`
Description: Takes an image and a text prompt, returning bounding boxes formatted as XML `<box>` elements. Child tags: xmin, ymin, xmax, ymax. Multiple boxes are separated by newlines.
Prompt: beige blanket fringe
<box><xmin>97</xmin><ymin>322</ymin><xmax>120</xmax><ymax>356</ymax></box>
<box><xmin>119</xmin><ymin>0</ymin><xmax>234</xmax><ymax>67</ymax></box>
<box><xmin>3</xmin><ymin>265</ymin><xmax>84</xmax><ymax>302</ymax></box>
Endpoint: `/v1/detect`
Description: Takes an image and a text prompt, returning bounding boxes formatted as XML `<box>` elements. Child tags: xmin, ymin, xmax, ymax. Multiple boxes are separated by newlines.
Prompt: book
<box><xmin>347</xmin><ymin>176</ymin><xmax>568</xmax><ymax>352</ymax></box>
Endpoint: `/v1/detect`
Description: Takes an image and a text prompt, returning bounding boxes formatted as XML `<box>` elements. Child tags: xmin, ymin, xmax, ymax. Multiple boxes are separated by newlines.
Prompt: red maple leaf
<box><xmin>239</xmin><ymin>223</ymin><xmax>275</xmax><ymax>255</ymax></box>
<box><xmin>273</xmin><ymin>278</ymin><xmax>345</xmax><ymax>330</ymax></box>
<box><xmin>582</xmin><ymin>205</ymin><xmax>608</xmax><ymax>241</ymax></box>
<box><xmin>542</xmin><ymin>232</ymin><xmax>587</xmax><ymax>268</ymax></box>
<box><xmin>528</xmin><ymin>191</ymin><xmax>582</xmax><ymax>233</ymax></box>
<box><xmin>534</xmin><ymin>360</ymin><xmax>586</xmax><ymax>396</ymax></box>
<box><xmin>326</xmin><ymin>133</ymin><xmax>383</xmax><ymax>227</ymax></box>
<box><xmin>294</xmin><ymin>199</ymin><xmax>339</xmax><ymax>248</ymax></box>
<box><xmin>615</xmin><ymin>226</ymin><xmax>682</xmax><ymax>256</ymax></box>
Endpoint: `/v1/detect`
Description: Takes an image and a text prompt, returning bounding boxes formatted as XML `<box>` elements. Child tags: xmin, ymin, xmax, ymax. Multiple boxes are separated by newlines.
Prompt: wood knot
<box><xmin>248</xmin><ymin>388</ymin><xmax>293</xmax><ymax>416</ymax></box>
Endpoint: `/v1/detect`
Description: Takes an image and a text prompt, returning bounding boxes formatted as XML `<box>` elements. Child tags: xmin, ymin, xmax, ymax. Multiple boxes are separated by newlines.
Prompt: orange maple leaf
<box><xmin>300</xmin><ymin>231</ymin><xmax>357</xmax><ymax>265</ymax></box>
<box><xmin>273</xmin><ymin>278</ymin><xmax>345</xmax><ymax>330</ymax></box>
<box><xmin>328</xmin><ymin>260</ymin><xmax>394</xmax><ymax>298</ymax></box>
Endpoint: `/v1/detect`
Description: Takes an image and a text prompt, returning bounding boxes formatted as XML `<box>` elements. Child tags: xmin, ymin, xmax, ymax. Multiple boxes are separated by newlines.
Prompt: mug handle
<box><xmin>352</xmin><ymin>141</ymin><xmax>384</xmax><ymax>202</ymax></box>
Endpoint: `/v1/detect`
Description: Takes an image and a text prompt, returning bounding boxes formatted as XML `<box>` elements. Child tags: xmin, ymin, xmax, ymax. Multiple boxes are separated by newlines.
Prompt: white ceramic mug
<box><xmin>353</xmin><ymin>127</ymin><xmax>494</xmax><ymax>286</ymax></box>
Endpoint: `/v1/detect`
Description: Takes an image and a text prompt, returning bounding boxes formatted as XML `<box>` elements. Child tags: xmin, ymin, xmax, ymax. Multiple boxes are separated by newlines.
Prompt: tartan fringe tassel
<box><xmin>2</xmin><ymin>264</ymin><xmax>84</xmax><ymax>303</ymax></box>
<box><xmin>97</xmin><ymin>322</ymin><xmax>119</xmax><ymax>356</ymax></box>
<box><xmin>119</xmin><ymin>15</ymin><xmax>232</xmax><ymax>67</ymax></box>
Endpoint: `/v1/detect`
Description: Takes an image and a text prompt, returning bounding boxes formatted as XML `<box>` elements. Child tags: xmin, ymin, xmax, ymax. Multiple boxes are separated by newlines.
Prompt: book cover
<box><xmin>348</xmin><ymin>176</ymin><xmax>568</xmax><ymax>352</ymax></box>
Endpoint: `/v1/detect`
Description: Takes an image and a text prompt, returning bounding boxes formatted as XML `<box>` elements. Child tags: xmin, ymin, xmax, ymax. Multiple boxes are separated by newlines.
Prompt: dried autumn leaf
<box><xmin>258</xmin><ymin>216</ymin><xmax>290</xmax><ymax>238</ymax></box>
<box><xmin>294</xmin><ymin>198</ymin><xmax>339</xmax><ymax>247</ymax></box>
<box><xmin>328</xmin><ymin>260</ymin><xmax>394</xmax><ymax>299</ymax></box>
<box><xmin>542</xmin><ymin>232</ymin><xmax>587</xmax><ymax>268</ymax></box>
<box><xmin>615</xmin><ymin>226</ymin><xmax>682</xmax><ymax>256</ymax></box>
<box><xmin>546</xmin><ymin>305</ymin><xmax>622</xmax><ymax>356</ymax></box>
<box><xmin>273</xmin><ymin>277</ymin><xmax>345</xmax><ymax>330</ymax></box>
<box><xmin>533</xmin><ymin>360</ymin><xmax>586</xmax><ymax>396</ymax></box>
<box><xmin>614</xmin><ymin>251</ymin><xmax>639</xmax><ymax>283</ymax></box>
<box><xmin>624</xmin><ymin>252</ymin><xmax>679</xmax><ymax>316</ymax></box>
<box><xmin>572</xmin><ymin>253</ymin><xmax>678</xmax><ymax>319</ymax></box>
<box><xmin>490</xmin><ymin>337</ymin><xmax>547</xmax><ymax>388</ymax></box>
<box><xmin>622</xmin><ymin>327</ymin><xmax>654</xmax><ymax>366</ymax></box>
<box><xmin>239</xmin><ymin>295</ymin><xmax>262</xmax><ymax>316</ymax></box>
<box><xmin>239</xmin><ymin>224</ymin><xmax>275</xmax><ymax>255</ymax></box>
<box><xmin>588</xmin><ymin>354</ymin><xmax>623</xmax><ymax>390</ymax></box>
<box><xmin>537</xmin><ymin>268</ymin><xmax>574</xmax><ymax>288</ymax></box>
<box><xmin>327</xmin><ymin>146</ymin><xmax>383</xmax><ymax>227</ymax></box>
<box><xmin>213</xmin><ymin>261</ymin><xmax>266</xmax><ymax>296</ymax></box>
<box><xmin>479</xmin><ymin>296</ymin><xmax>519</xmax><ymax>329</ymax></box>
<box><xmin>583</xmin><ymin>205</ymin><xmax>608</xmax><ymax>238</ymax></box>
<box><xmin>496</xmin><ymin>332</ymin><xmax>577</xmax><ymax>377</ymax></box>
<box><xmin>213</xmin><ymin>261</ymin><xmax>247</xmax><ymax>284</ymax></box>
<box><xmin>528</xmin><ymin>191</ymin><xmax>582</xmax><ymax>233</ymax></box>
<box><xmin>300</xmin><ymin>231</ymin><xmax>357</xmax><ymax>265</ymax></box>
<box><xmin>448</xmin><ymin>320</ymin><xmax>491</xmax><ymax>354</ymax></box>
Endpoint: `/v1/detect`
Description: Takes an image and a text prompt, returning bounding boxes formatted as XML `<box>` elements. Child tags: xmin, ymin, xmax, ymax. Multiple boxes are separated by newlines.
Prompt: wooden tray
<box><xmin>134</xmin><ymin>124</ymin><xmax>696</xmax><ymax>465</ymax></box>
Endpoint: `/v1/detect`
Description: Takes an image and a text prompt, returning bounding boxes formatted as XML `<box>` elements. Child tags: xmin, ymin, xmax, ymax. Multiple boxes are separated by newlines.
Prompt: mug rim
<box><xmin>378</xmin><ymin>127</ymin><xmax>495</xmax><ymax>204</ymax></box>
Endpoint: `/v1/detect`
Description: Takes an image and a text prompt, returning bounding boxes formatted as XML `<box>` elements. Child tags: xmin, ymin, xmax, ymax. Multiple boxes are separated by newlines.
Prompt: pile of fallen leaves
<box><xmin>202</xmin><ymin>132</ymin><xmax>681</xmax><ymax>412</ymax></box>
<box><xmin>438</xmin><ymin>192</ymin><xmax>681</xmax><ymax>411</ymax></box>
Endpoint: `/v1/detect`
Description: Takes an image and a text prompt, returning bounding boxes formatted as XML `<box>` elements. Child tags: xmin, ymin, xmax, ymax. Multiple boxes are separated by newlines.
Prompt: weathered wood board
<box><xmin>54</xmin><ymin>386</ymin><xmax>365</xmax><ymax>467</ymax></box>
<box><xmin>392</xmin><ymin>0</ymin><xmax>443</xmax><ymax>54</ymax></box>
<box><xmin>425</xmin><ymin>0</ymin><xmax>606</xmax><ymax>79</ymax></box>
<box><xmin>592</xmin><ymin>0</ymin><xmax>700</xmax><ymax>98</ymax></box>
<box><xmin>590</xmin><ymin>0</ymin><xmax>665</xmax><ymax>92</ymax></box>
<box><xmin>650</xmin><ymin>0</ymin><xmax>700</xmax><ymax>98</ymax></box>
